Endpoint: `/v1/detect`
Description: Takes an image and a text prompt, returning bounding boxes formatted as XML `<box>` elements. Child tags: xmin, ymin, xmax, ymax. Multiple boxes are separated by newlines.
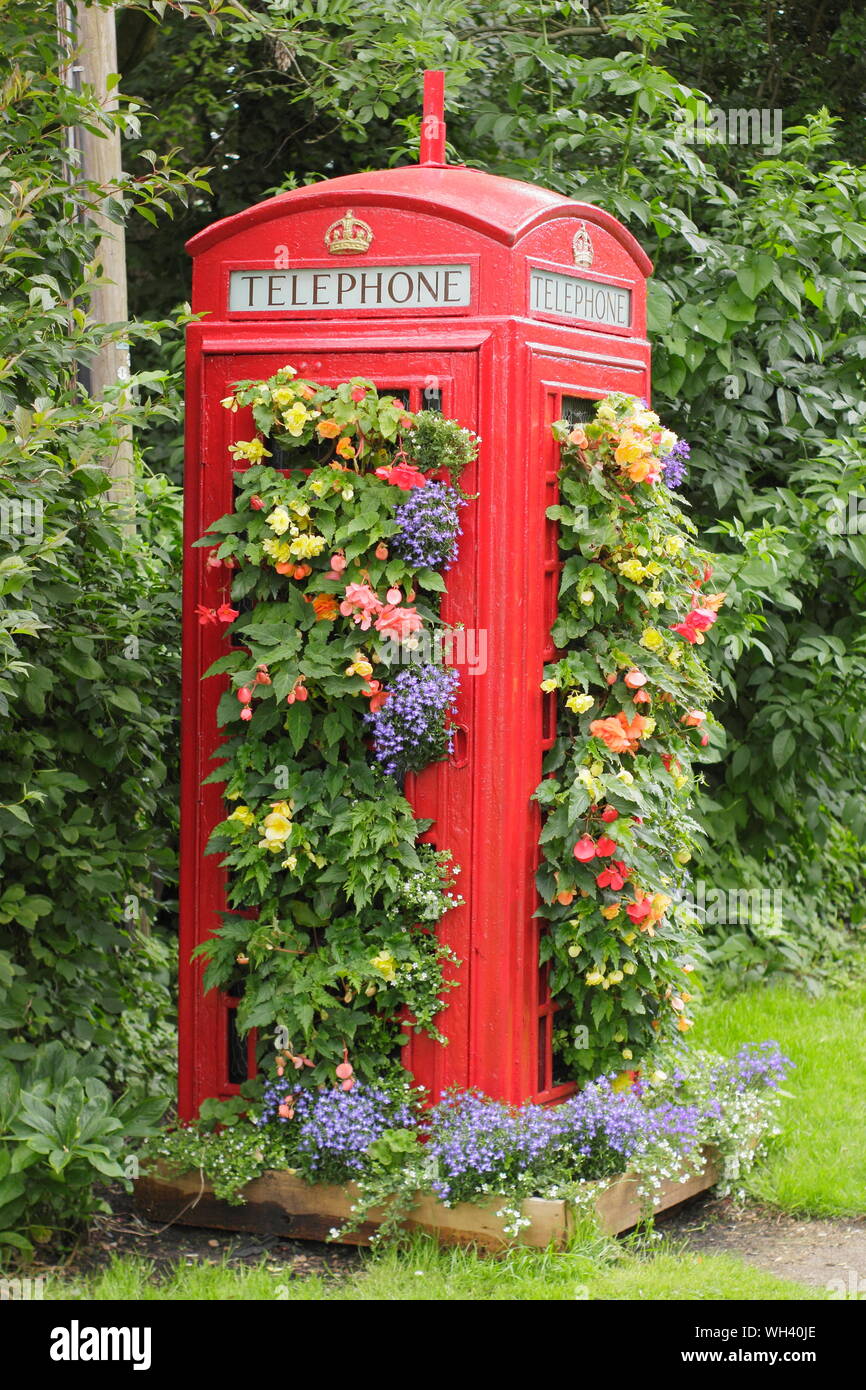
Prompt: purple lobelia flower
<box><xmin>661</xmin><ymin>437</ymin><xmax>690</xmax><ymax>489</ymax></box>
<box><xmin>257</xmin><ymin>1082</ymin><xmax>418</xmax><ymax>1184</ymax></box>
<box><xmin>368</xmin><ymin>663</ymin><xmax>459</xmax><ymax>779</ymax></box>
<box><xmin>392</xmin><ymin>481</ymin><xmax>465</xmax><ymax>570</ymax></box>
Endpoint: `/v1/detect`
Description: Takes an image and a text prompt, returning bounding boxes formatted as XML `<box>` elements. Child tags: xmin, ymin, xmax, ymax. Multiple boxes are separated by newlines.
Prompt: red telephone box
<box><xmin>179</xmin><ymin>94</ymin><xmax>652</xmax><ymax>1121</ymax></box>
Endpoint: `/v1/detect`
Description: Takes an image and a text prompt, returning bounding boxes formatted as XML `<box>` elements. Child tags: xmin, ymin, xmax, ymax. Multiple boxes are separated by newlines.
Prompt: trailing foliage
<box><xmin>536</xmin><ymin>395</ymin><xmax>724</xmax><ymax>1078</ymax></box>
<box><xmin>194</xmin><ymin>369</ymin><xmax>477</xmax><ymax>1084</ymax></box>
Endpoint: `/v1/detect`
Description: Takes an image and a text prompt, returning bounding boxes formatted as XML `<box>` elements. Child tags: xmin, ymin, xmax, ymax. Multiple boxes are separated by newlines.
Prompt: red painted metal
<box><xmin>419</xmin><ymin>70</ymin><xmax>447</xmax><ymax>166</ymax></box>
<box><xmin>179</xmin><ymin>151</ymin><xmax>652</xmax><ymax>1121</ymax></box>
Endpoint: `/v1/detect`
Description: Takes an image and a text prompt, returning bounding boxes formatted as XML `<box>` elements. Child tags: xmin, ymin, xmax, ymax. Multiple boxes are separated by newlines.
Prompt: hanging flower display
<box><xmin>535</xmin><ymin>393</ymin><xmax>725</xmax><ymax>1080</ymax></box>
<box><xmin>192</xmin><ymin>369</ymin><xmax>479</xmax><ymax>1083</ymax></box>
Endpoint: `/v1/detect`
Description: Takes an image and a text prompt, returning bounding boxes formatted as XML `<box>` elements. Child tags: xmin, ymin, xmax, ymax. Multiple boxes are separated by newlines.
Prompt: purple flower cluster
<box><xmin>368</xmin><ymin>663</ymin><xmax>460</xmax><ymax>779</ymax></box>
<box><xmin>423</xmin><ymin>1046</ymin><xmax>792</xmax><ymax>1202</ymax></box>
<box><xmin>424</xmin><ymin>1090</ymin><xmax>560</xmax><ymax>1202</ymax></box>
<box><xmin>719</xmin><ymin>1042</ymin><xmax>792</xmax><ymax>1093</ymax></box>
<box><xmin>258</xmin><ymin>1082</ymin><xmax>417</xmax><ymax>1184</ymax></box>
<box><xmin>661</xmin><ymin>437</ymin><xmax>690</xmax><ymax>489</ymax></box>
<box><xmin>392</xmin><ymin>481</ymin><xmax>464</xmax><ymax>570</ymax></box>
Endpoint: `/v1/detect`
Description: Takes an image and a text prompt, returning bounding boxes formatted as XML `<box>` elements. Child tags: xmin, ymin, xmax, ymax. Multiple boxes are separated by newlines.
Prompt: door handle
<box><xmin>449</xmin><ymin>722</ymin><xmax>469</xmax><ymax>768</ymax></box>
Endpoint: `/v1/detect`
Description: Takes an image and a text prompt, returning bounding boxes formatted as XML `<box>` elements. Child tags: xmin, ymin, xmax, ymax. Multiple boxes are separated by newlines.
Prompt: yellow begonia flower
<box><xmin>641</xmin><ymin>717</ymin><xmax>657</xmax><ymax>736</ymax></box>
<box><xmin>577</xmin><ymin>766</ymin><xmax>602</xmax><ymax>800</ymax></box>
<box><xmin>619</xmin><ymin>559</ymin><xmax>648</xmax><ymax>583</ymax></box>
<box><xmin>668</xmin><ymin>646</ymin><xmax>683</xmax><ymax>665</ymax></box>
<box><xmin>270</xmin><ymin>801</ymin><xmax>293</xmax><ymax>818</ymax></box>
<box><xmin>308</xmin><ymin>478</ymin><xmax>328</xmax><ymax>498</ymax></box>
<box><xmin>220</xmin><ymin>395</ymin><xmax>239</xmax><ymax>412</ymax></box>
<box><xmin>579</xmin><ymin>590</ymin><xmax>594</xmax><ymax>604</ymax></box>
<box><xmin>601</xmin><ymin>904</ymin><xmax>620</xmax><ymax>920</ymax></box>
<box><xmin>266</xmin><ymin>506</ymin><xmax>291</xmax><ymax>535</ymax></box>
<box><xmin>540</xmin><ymin>678</ymin><xmax>558</xmax><ymax>693</ymax></box>
<box><xmin>289</xmin><ymin>499</ymin><xmax>310</xmax><ymax>517</ymax></box>
<box><xmin>281</xmin><ymin>855</ymin><xmax>298</xmax><ymax>871</ymax></box>
<box><xmin>616</xmin><ymin>770</ymin><xmax>634</xmax><ymax>785</ymax></box>
<box><xmin>289</xmin><ymin>533</ymin><xmax>326</xmax><ymax>559</ymax></box>
<box><xmin>646</xmin><ymin>589</ymin><xmax>665</xmax><ymax>607</ymax></box>
<box><xmin>589</xmin><ymin>760</ymin><xmax>603</xmax><ymax>777</ymax></box>
<box><xmin>566</xmin><ymin>692</ymin><xmax>595</xmax><ymax>714</ymax></box>
<box><xmin>664</xmin><ymin>535</ymin><xmax>685</xmax><ymax>556</ymax></box>
<box><xmin>272</xmin><ymin>386</ymin><xmax>295</xmax><ymax>407</ymax></box>
<box><xmin>646</xmin><ymin>561</ymin><xmax>663</xmax><ymax>577</ymax></box>
<box><xmin>370</xmin><ymin>951</ymin><xmax>397</xmax><ymax>982</ymax></box>
<box><xmin>282</xmin><ymin>403</ymin><xmax>316</xmax><ymax>436</ymax></box>
<box><xmin>229</xmin><ymin>438</ymin><xmax>272</xmax><ymax>463</ymax></box>
<box><xmin>262</xmin><ymin>538</ymin><xmax>293</xmax><ymax>564</ymax></box>
<box><xmin>346</xmin><ymin>655</ymin><xmax>373</xmax><ymax>678</ymax></box>
<box><xmin>585</xmin><ymin>970</ymin><xmax>604</xmax><ymax>986</ymax></box>
<box><xmin>640</xmin><ymin>627</ymin><xmax>664</xmax><ymax>651</ymax></box>
<box><xmin>261</xmin><ymin>811</ymin><xmax>292</xmax><ymax>846</ymax></box>
<box><xmin>623</xmin><ymin>961</ymin><xmax>636</xmax><ymax>974</ymax></box>
<box><xmin>228</xmin><ymin>806</ymin><xmax>255</xmax><ymax>828</ymax></box>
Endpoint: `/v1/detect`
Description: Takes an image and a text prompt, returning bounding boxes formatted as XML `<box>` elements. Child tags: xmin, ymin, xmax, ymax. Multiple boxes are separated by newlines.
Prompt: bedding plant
<box><xmin>147</xmin><ymin>1041</ymin><xmax>793</xmax><ymax>1241</ymax></box>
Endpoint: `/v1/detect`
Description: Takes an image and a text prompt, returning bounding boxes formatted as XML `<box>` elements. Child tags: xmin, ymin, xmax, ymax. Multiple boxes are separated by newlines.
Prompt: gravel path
<box><xmin>659</xmin><ymin>1194</ymin><xmax>866</xmax><ymax>1296</ymax></box>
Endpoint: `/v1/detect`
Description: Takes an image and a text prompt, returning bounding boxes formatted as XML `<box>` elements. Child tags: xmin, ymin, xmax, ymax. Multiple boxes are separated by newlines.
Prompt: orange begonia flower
<box><xmin>310</xmin><ymin>593</ymin><xmax>339</xmax><ymax>621</ymax></box>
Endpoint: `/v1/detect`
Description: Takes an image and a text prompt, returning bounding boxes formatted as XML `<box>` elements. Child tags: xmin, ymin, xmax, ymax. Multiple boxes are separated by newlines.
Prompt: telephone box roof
<box><xmin>186</xmin><ymin>163</ymin><xmax>652</xmax><ymax>274</ymax></box>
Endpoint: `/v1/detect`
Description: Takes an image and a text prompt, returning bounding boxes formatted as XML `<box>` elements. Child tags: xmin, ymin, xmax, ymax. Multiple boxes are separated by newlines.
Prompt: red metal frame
<box><xmin>179</xmin><ymin>166</ymin><xmax>651</xmax><ymax>1120</ymax></box>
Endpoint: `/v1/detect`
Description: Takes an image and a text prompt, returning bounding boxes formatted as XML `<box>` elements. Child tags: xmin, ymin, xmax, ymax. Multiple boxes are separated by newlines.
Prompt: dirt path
<box><xmin>659</xmin><ymin>1194</ymin><xmax>866</xmax><ymax>1295</ymax></box>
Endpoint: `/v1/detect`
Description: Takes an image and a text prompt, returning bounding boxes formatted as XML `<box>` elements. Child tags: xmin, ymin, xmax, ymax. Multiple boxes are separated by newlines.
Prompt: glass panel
<box><xmin>537</xmin><ymin>1015</ymin><xmax>549</xmax><ymax>1094</ymax></box>
<box><xmin>561</xmin><ymin>394</ymin><xmax>596</xmax><ymax>426</ymax></box>
<box><xmin>226</xmin><ymin>1004</ymin><xmax>249</xmax><ymax>1084</ymax></box>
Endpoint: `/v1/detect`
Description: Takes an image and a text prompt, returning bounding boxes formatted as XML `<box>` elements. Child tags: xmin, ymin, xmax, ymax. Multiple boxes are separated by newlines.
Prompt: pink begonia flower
<box><xmin>374</xmin><ymin>463</ymin><xmax>426</xmax><ymax>490</ymax></box>
<box><xmin>373</xmin><ymin>605</ymin><xmax>424</xmax><ymax>640</ymax></box>
<box><xmin>339</xmin><ymin>582</ymin><xmax>383</xmax><ymax>630</ymax></box>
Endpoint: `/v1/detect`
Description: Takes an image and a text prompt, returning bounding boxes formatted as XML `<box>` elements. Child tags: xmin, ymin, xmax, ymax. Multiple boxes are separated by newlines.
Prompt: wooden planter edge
<box><xmin>134</xmin><ymin>1146</ymin><xmax>721</xmax><ymax>1251</ymax></box>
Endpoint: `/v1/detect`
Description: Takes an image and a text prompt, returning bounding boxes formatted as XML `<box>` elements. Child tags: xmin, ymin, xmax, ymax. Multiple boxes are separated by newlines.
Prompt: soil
<box><xmin>658</xmin><ymin>1192</ymin><xmax>866</xmax><ymax>1295</ymax></box>
<box><xmin>51</xmin><ymin>1184</ymin><xmax>363</xmax><ymax>1290</ymax></box>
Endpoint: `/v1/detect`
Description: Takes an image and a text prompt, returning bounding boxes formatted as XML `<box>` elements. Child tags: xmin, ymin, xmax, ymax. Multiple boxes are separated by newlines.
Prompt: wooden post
<box><xmin>61</xmin><ymin>2</ymin><xmax>134</xmax><ymax>516</ymax></box>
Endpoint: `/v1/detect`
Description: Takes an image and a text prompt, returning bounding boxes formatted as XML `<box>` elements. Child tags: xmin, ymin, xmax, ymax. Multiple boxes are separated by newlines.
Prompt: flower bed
<box><xmin>138</xmin><ymin>1044</ymin><xmax>792</xmax><ymax>1247</ymax></box>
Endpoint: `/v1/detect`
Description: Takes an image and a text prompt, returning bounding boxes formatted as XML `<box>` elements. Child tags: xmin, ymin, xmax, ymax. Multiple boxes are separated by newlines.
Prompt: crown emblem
<box><xmin>572</xmin><ymin>221</ymin><xmax>594</xmax><ymax>269</ymax></box>
<box><xmin>324</xmin><ymin>209</ymin><xmax>373</xmax><ymax>255</ymax></box>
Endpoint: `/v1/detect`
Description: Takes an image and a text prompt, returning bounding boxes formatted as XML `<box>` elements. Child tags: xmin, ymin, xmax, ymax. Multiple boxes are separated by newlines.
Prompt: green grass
<box><xmin>49</xmin><ymin>1234</ymin><xmax>823</xmax><ymax>1302</ymax></box>
<box><xmin>698</xmin><ymin>979</ymin><xmax>866</xmax><ymax>1217</ymax></box>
